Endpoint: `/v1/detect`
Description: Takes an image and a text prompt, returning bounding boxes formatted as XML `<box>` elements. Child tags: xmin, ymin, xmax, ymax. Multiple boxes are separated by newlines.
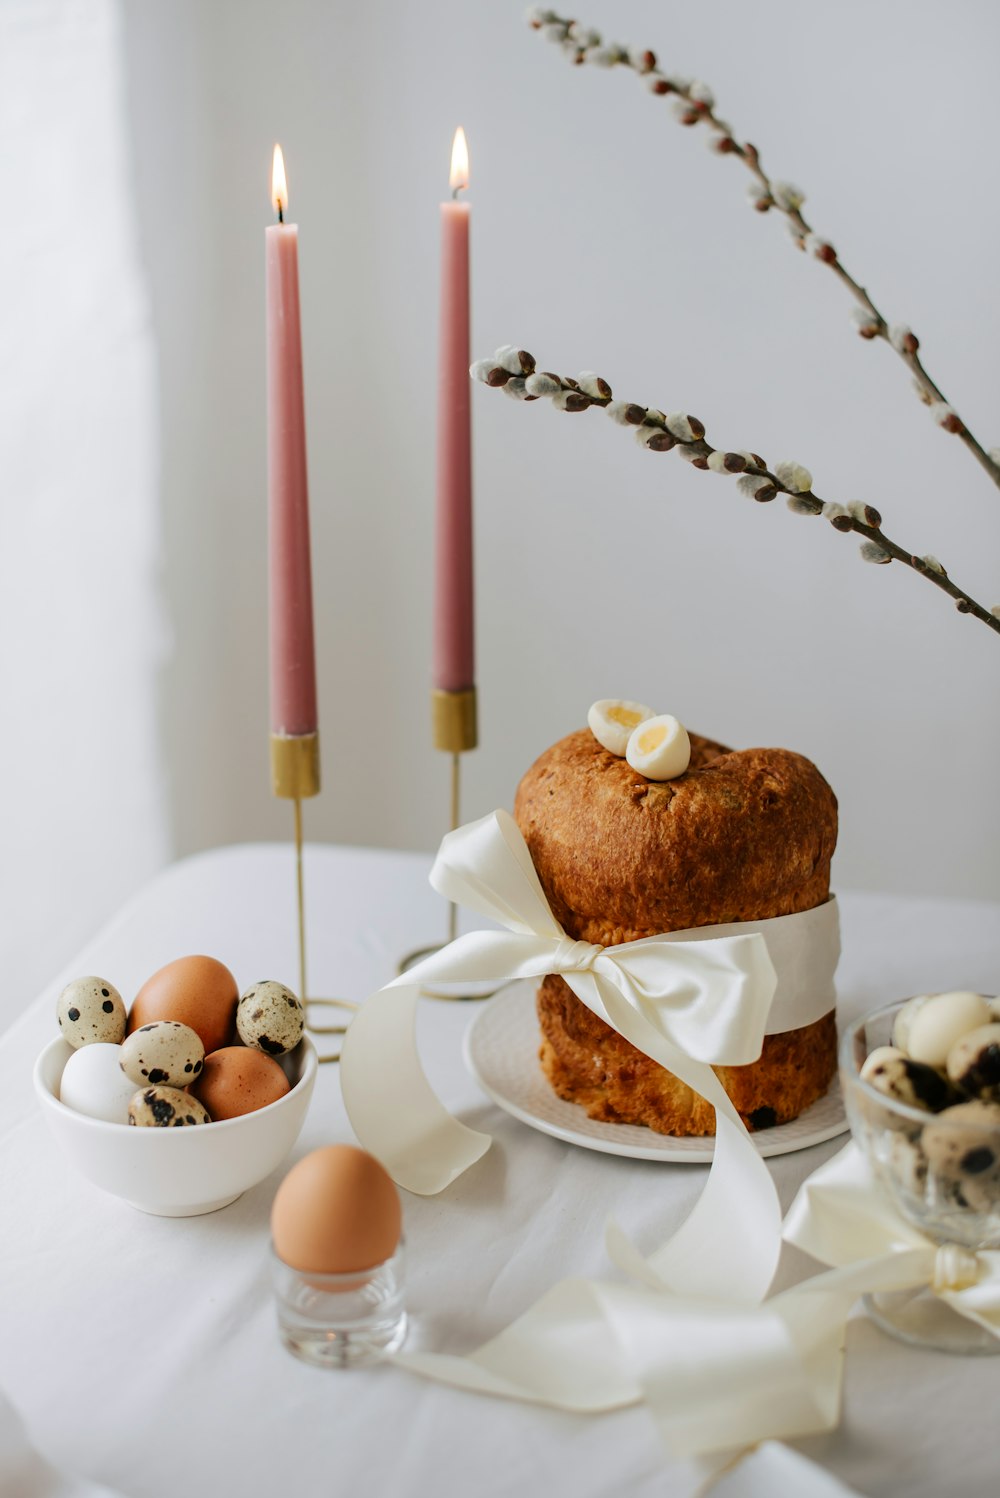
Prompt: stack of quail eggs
<box><xmin>857</xmin><ymin>990</ymin><xmax>1000</xmax><ymax>1239</ymax></box>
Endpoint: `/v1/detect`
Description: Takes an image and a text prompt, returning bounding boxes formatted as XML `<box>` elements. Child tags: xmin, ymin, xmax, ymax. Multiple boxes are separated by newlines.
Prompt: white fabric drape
<box><xmin>0</xmin><ymin>1382</ymin><xmax>126</xmax><ymax>1498</ymax></box>
<box><xmin>0</xmin><ymin>0</ymin><xmax>168</xmax><ymax>1031</ymax></box>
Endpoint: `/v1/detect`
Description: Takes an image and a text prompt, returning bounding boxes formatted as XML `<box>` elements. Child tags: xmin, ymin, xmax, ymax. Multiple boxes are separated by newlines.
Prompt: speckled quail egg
<box><xmin>859</xmin><ymin>1045</ymin><xmax>906</xmax><ymax>1081</ymax></box>
<box><xmin>861</xmin><ymin>1053</ymin><xmax>957</xmax><ymax>1115</ymax></box>
<box><xmin>946</xmin><ymin>1023</ymin><xmax>1000</xmax><ymax>1102</ymax></box>
<box><xmin>56</xmin><ymin>977</ymin><xmax>126</xmax><ymax>1049</ymax></box>
<box><xmin>881</xmin><ymin>1131</ymin><xmax>929</xmax><ymax>1199</ymax></box>
<box><xmin>236</xmin><ymin>981</ymin><xmax>304</xmax><ymax>1056</ymax></box>
<box><xmin>905</xmin><ymin>990</ymin><xmax>992</xmax><ymax>1069</ymax></box>
<box><xmin>128</xmin><ymin>1085</ymin><xmax>211</xmax><ymax>1128</ymax></box>
<box><xmin>119</xmin><ymin>1020</ymin><xmax>205</xmax><ymax>1088</ymax></box>
<box><xmin>625</xmin><ymin>714</ymin><xmax>691</xmax><ymax>781</ymax></box>
<box><xmin>940</xmin><ymin>1174</ymin><xmax>999</xmax><ymax>1216</ymax></box>
<box><xmin>921</xmin><ymin>1100</ymin><xmax>1000</xmax><ymax>1214</ymax></box>
<box><xmin>587</xmin><ymin>699</ymin><xmax>656</xmax><ymax>757</ymax></box>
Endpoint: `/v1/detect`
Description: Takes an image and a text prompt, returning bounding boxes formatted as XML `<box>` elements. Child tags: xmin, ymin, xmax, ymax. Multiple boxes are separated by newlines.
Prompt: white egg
<box><xmin>587</xmin><ymin>699</ymin><xmax>656</xmax><ymax>757</ymax></box>
<box><xmin>60</xmin><ymin>1043</ymin><xmax>136</xmax><ymax>1123</ymax></box>
<box><xmin>625</xmin><ymin>714</ymin><xmax>691</xmax><ymax>781</ymax></box>
<box><xmin>892</xmin><ymin>995</ymin><xmax>931</xmax><ymax>1053</ymax></box>
<box><xmin>906</xmin><ymin>991</ymin><xmax>991</xmax><ymax>1069</ymax></box>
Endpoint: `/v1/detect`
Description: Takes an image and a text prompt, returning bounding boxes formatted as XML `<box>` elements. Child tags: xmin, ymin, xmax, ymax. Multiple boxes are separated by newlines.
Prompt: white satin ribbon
<box><xmin>708</xmin><ymin>1442</ymin><xmax>870</xmax><ymax>1498</ymax></box>
<box><xmin>661</xmin><ymin>900</ymin><xmax>839</xmax><ymax>1038</ymax></box>
<box><xmin>391</xmin><ymin>1214</ymin><xmax>917</xmax><ymax>1461</ymax></box>
<box><xmin>390</xmin><ymin>1146</ymin><xmax>997</xmax><ymax>1463</ymax></box>
<box><xmin>783</xmin><ymin>1141</ymin><xmax>1000</xmax><ymax>1336</ymax></box>
<box><xmin>342</xmin><ymin>808</ymin><xmax>838</xmax><ymax>1305</ymax></box>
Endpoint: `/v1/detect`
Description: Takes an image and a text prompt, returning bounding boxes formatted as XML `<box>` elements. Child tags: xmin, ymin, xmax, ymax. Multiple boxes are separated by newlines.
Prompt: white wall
<box><xmin>1</xmin><ymin>0</ymin><xmax>168</xmax><ymax>1032</ymax></box>
<box><xmin>121</xmin><ymin>0</ymin><xmax>1000</xmax><ymax>901</ymax></box>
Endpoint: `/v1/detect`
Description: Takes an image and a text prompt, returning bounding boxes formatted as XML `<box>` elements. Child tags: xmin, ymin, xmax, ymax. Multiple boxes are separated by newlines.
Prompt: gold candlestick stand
<box><xmin>271</xmin><ymin>731</ymin><xmax>357</xmax><ymax>1062</ymax></box>
<box><xmin>398</xmin><ymin>686</ymin><xmax>496</xmax><ymax>1001</ymax></box>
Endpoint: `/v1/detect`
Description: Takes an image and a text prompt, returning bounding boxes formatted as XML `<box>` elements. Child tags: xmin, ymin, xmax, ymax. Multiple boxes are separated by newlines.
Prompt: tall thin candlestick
<box><xmin>400</xmin><ymin>131</ymin><xmax>483</xmax><ymax>987</ymax></box>
<box><xmin>431</xmin><ymin>128</ymin><xmax>478</xmax><ymax>765</ymax></box>
<box><xmin>266</xmin><ymin>144</ymin><xmax>319</xmax><ymax>745</ymax></box>
<box><xmin>266</xmin><ymin>143</ymin><xmax>320</xmax><ymax>1005</ymax></box>
<box><xmin>434</xmin><ymin>126</ymin><xmax>474</xmax><ymax>698</ymax></box>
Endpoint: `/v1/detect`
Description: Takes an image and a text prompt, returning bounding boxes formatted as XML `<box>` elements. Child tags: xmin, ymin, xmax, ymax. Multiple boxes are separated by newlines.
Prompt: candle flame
<box><xmin>449</xmin><ymin>127</ymin><xmax>469</xmax><ymax>195</ymax></box>
<box><xmin>271</xmin><ymin>144</ymin><xmax>288</xmax><ymax>219</ymax></box>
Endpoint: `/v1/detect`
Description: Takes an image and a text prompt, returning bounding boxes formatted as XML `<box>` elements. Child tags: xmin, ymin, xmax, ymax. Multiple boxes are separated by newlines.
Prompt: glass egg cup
<box><xmin>271</xmin><ymin>1242</ymin><xmax>407</xmax><ymax>1369</ymax></box>
<box><xmin>840</xmin><ymin>1001</ymin><xmax>1000</xmax><ymax>1356</ymax></box>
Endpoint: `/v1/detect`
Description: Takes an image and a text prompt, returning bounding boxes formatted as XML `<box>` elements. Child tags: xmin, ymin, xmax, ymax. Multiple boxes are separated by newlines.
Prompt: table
<box><xmin>1</xmin><ymin>844</ymin><xmax>998</xmax><ymax>1498</ymax></box>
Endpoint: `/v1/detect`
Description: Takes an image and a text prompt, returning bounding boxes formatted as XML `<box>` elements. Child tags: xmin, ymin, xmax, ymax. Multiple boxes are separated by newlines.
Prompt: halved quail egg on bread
<box><xmin>587</xmin><ymin>699</ymin><xmax>655</xmax><ymax>756</ymax></box>
<box><xmin>625</xmin><ymin>714</ymin><xmax>691</xmax><ymax>781</ymax></box>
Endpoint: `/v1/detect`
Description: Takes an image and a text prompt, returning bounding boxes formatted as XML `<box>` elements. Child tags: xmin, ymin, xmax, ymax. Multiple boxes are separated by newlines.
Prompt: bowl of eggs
<box><xmin>34</xmin><ymin>955</ymin><xmax>317</xmax><ymax>1217</ymax></box>
<box><xmin>840</xmin><ymin>991</ymin><xmax>1000</xmax><ymax>1351</ymax></box>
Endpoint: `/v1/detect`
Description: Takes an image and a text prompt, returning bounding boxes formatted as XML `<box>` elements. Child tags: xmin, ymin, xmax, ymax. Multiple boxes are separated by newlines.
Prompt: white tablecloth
<box><xmin>1</xmin><ymin>844</ymin><xmax>998</xmax><ymax>1498</ymax></box>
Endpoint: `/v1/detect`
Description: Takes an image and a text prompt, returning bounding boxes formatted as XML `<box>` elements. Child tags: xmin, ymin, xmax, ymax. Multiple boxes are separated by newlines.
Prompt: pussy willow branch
<box><xmin>472</xmin><ymin>347</ymin><xmax>1000</xmax><ymax>640</ymax></box>
<box><xmin>527</xmin><ymin>10</ymin><xmax>1000</xmax><ymax>494</ymax></box>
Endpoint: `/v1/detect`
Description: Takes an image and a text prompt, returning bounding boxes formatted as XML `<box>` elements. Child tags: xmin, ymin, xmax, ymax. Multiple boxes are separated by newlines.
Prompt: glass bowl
<box><xmin>840</xmin><ymin>1000</ymin><xmax>1000</xmax><ymax>1354</ymax></box>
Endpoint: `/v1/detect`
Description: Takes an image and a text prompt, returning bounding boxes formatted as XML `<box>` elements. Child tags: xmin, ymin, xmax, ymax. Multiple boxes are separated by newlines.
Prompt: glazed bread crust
<box><xmin>514</xmin><ymin>729</ymin><xmax>837</xmax><ymax>946</ymax></box>
<box><xmin>513</xmin><ymin>728</ymin><xmax>839</xmax><ymax>1135</ymax></box>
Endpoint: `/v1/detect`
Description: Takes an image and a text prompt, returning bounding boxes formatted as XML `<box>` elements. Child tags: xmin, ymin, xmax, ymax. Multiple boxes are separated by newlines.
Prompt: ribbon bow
<box><xmin>783</xmin><ymin>1141</ymin><xmax>1000</xmax><ymax>1337</ymax></box>
<box><xmin>342</xmin><ymin>809</ymin><xmax>796</xmax><ymax>1300</ymax></box>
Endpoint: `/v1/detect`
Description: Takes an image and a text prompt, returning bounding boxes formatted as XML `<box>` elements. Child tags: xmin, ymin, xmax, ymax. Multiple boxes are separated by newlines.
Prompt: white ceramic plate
<box><xmin>463</xmin><ymin>981</ymin><xmax>848</xmax><ymax>1163</ymax></box>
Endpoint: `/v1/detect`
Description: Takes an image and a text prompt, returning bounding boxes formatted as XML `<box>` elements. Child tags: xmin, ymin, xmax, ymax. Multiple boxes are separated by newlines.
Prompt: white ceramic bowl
<box><xmin>34</xmin><ymin>1035</ymin><xmax>317</xmax><ymax>1216</ymax></box>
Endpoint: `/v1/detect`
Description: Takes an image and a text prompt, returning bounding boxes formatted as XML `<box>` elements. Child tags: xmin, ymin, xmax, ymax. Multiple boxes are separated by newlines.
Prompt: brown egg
<box><xmin>191</xmin><ymin>1046</ymin><xmax>290</xmax><ymax>1120</ymax></box>
<box><xmin>128</xmin><ymin>956</ymin><xmax>239</xmax><ymax>1055</ymax></box>
<box><xmin>271</xmin><ymin>1145</ymin><xmax>402</xmax><ymax>1274</ymax></box>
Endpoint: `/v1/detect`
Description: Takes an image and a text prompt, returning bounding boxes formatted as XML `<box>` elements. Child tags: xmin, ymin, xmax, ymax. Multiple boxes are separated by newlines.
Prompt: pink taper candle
<box><xmin>266</xmin><ymin>144</ymin><xmax>318</xmax><ymax>737</ymax></box>
<box><xmin>433</xmin><ymin>127</ymin><xmax>474</xmax><ymax>693</ymax></box>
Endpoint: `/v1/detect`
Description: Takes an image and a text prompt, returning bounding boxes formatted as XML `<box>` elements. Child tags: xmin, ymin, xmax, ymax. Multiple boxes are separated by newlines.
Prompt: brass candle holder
<box><xmin>432</xmin><ymin>685</ymin><xmax>477</xmax><ymax>950</ymax></box>
<box><xmin>398</xmin><ymin>686</ymin><xmax>496</xmax><ymax>1001</ymax></box>
<box><xmin>271</xmin><ymin>731</ymin><xmax>357</xmax><ymax>1061</ymax></box>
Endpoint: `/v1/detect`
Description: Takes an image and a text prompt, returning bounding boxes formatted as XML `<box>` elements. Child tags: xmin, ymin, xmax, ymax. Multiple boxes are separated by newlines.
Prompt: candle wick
<box><xmin>277</xmin><ymin>201</ymin><xmax>284</xmax><ymax>224</ymax></box>
<box><xmin>451</xmin><ymin>183</ymin><xmax>466</xmax><ymax>201</ymax></box>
